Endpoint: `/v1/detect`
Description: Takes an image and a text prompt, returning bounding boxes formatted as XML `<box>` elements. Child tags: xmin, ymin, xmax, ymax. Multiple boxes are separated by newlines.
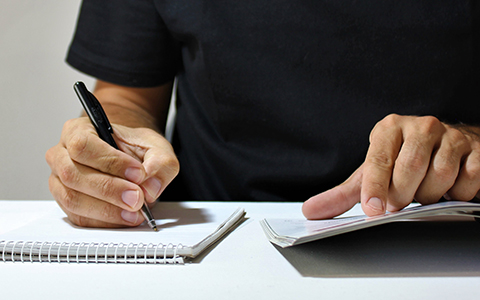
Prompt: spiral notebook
<box><xmin>1</xmin><ymin>201</ymin><xmax>245</xmax><ymax>264</ymax></box>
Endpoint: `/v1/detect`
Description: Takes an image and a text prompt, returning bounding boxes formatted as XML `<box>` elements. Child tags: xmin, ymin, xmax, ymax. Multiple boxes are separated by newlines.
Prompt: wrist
<box><xmin>91</xmin><ymin>80</ymin><xmax>174</xmax><ymax>134</ymax></box>
<box><xmin>96</xmin><ymin>101</ymin><xmax>162</xmax><ymax>132</ymax></box>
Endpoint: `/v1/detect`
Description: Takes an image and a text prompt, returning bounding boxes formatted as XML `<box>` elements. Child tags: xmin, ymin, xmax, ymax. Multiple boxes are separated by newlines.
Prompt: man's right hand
<box><xmin>45</xmin><ymin>81</ymin><xmax>179</xmax><ymax>228</ymax></box>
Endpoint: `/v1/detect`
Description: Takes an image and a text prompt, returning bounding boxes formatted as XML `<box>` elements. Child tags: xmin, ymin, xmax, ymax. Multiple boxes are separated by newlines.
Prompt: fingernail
<box><xmin>125</xmin><ymin>167</ymin><xmax>144</xmax><ymax>183</ymax></box>
<box><xmin>121</xmin><ymin>210</ymin><xmax>139</xmax><ymax>224</ymax></box>
<box><xmin>443</xmin><ymin>193</ymin><xmax>452</xmax><ymax>200</ymax></box>
<box><xmin>143</xmin><ymin>177</ymin><xmax>162</xmax><ymax>199</ymax></box>
<box><xmin>122</xmin><ymin>190</ymin><xmax>139</xmax><ymax>208</ymax></box>
<box><xmin>366</xmin><ymin>197</ymin><xmax>385</xmax><ymax>213</ymax></box>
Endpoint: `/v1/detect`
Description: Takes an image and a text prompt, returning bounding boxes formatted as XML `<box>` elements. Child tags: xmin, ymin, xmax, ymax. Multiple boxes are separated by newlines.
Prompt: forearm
<box><xmin>89</xmin><ymin>80</ymin><xmax>174</xmax><ymax>133</ymax></box>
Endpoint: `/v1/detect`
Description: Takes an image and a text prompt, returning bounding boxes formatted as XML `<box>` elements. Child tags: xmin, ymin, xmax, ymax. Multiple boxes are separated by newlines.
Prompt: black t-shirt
<box><xmin>67</xmin><ymin>0</ymin><xmax>480</xmax><ymax>200</ymax></box>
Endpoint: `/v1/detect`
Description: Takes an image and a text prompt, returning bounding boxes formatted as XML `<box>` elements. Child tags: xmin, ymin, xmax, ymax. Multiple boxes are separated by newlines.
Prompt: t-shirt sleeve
<box><xmin>66</xmin><ymin>0</ymin><xmax>181</xmax><ymax>87</ymax></box>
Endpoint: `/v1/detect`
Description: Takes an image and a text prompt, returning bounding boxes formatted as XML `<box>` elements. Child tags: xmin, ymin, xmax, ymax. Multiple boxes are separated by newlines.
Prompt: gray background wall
<box><xmin>1</xmin><ymin>1</ymin><xmax>94</xmax><ymax>199</ymax></box>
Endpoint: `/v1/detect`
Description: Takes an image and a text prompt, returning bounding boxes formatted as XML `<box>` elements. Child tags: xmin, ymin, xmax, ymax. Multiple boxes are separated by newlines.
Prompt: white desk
<box><xmin>1</xmin><ymin>200</ymin><xmax>479</xmax><ymax>300</ymax></box>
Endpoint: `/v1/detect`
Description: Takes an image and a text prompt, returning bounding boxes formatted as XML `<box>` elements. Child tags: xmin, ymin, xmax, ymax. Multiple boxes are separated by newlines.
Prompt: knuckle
<box><xmin>370</xmin><ymin>114</ymin><xmax>400</xmax><ymax>142</ymax></box>
<box><xmin>450</xmin><ymin>128</ymin><xmax>467</xmax><ymax>143</ymax></box>
<box><xmin>383</xmin><ymin>113</ymin><xmax>400</xmax><ymax>124</ymax></box>
<box><xmin>410</xmin><ymin>117</ymin><xmax>444</xmax><ymax>142</ymax></box>
<box><xmin>367</xmin><ymin>152</ymin><xmax>395</xmax><ymax>170</ymax></box>
<box><xmin>376</xmin><ymin>114</ymin><xmax>399</xmax><ymax>129</ymax></box>
<box><xmin>447</xmin><ymin>130</ymin><xmax>470</xmax><ymax>152</ymax></box>
<box><xmin>419</xmin><ymin>116</ymin><xmax>442</xmax><ymax>134</ymax></box>
<box><xmin>66</xmin><ymin>133</ymin><xmax>89</xmax><ymax>161</ymax></box>
<box><xmin>432</xmin><ymin>151</ymin><xmax>459</xmax><ymax>181</ymax></box>
<box><xmin>448</xmin><ymin>164</ymin><xmax>480</xmax><ymax>201</ymax></box>
<box><xmin>460</xmin><ymin>163</ymin><xmax>480</xmax><ymax>185</ymax></box>
<box><xmin>433</xmin><ymin>162</ymin><xmax>457</xmax><ymax>183</ymax></box>
<box><xmin>467</xmin><ymin>164</ymin><xmax>480</xmax><ymax>181</ymax></box>
<box><xmin>62</xmin><ymin>119</ymin><xmax>88</xmax><ymax>143</ymax></box>
<box><xmin>62</xmin><ymin>118</ymin><xmax>76</xmax><ymax>133</ymax></box>
<box><xmin>58</xmin><ymin>163</ymin><xmax>78</xmax><ymax>187</ymax></box>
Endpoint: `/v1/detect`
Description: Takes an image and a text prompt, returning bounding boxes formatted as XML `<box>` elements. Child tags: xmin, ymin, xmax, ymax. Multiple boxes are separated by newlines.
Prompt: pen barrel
<box><xmin>94</xmin><ymin>125</ymin><xmax>118</xmax><ymax>149</ymax></box>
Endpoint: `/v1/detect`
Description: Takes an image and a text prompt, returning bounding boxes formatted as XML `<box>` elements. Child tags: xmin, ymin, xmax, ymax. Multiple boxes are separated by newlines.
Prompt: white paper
<box><xmin>261</xmin><ymin>201</ymin><xmax>480</xmax><ymax>247</ymax></box>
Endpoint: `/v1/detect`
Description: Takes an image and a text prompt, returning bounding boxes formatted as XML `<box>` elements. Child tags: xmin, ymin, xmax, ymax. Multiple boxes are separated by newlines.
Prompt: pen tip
<box><xmin>153</xmin><ymin>227</ymin><xmax>158</xmax><ymax>232</ymax></box>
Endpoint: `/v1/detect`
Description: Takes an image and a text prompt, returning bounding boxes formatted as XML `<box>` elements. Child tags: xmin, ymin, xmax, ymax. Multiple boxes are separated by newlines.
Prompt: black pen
<box><xmin>73</xmin><ymin>81</ymin><xmax>158</xmax><ymax>232</ymax></box>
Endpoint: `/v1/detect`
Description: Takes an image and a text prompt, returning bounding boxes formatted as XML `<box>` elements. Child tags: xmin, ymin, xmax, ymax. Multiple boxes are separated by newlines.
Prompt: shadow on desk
<box><xmin>275</xmin><ymin>220</ymin><xmax>480</xmax><ymax>278</ymax></box>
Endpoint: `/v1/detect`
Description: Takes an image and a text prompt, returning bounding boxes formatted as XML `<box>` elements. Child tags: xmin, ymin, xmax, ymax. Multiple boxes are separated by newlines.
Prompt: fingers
<box><xmin>362</xmin><ymin>115</ymin><xmax>465</xmax><ymax>214</ymax></box>
<box><xmin>112</xmin><ymin>125</ymin><xmax>180</xmax><ymax>203</ymax></box>
<box><xmin>414</xmin><ymin>128</ymin><xmax>470</xmax><ymax>203</ymax></box>
<box><xmin>47</xmin><ymin>145</ymin><xmax>145</xmax><ymax>211</ymax></box>
<box><xmin>46</xmin><ymin>118</ymin><xmax>180</xmax><ymax>228</ymax></box>
<box><xmin>302</xmin><ymin>167</ymin><xmax>363</xmax><ymax>219</ymax></box>
<box><xmin>61</xmin><ymin>118</ymin><xmax>147</xmax><ymax>184</ymax></box>
<box><xmin>304</xmin><ymin>114</ymin><xmax>480</xmax><ymax>220</ymax></box>
<box><xmin>50</xmin><ymin>174</ymin><xmax>143</xmax><ymax>228</ymax></box>
<box><xmin>47</xmin><ymin>144</ymin><xmax>145</xmax><ymax>227</ymax></box>
<box><xmin>383</xmin><ymin>116</ymin><xmax>445</xmax><ymax>211</ymax></box>
<box><xmin>447</xmin><ymin>137</ymin><xmax>480</xmax><ymax>200</ymax></box>
<box><xmin>360</xmin><ymin>115</ymin><xmax>403</xmax><ymax>215</ymax></box>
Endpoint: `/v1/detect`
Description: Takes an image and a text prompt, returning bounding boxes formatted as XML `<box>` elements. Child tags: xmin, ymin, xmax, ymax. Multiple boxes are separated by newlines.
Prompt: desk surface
<box><xmin>1</xmin><ymin>200</ymin><xmax>479</xmax><ymax>300</ymax></box>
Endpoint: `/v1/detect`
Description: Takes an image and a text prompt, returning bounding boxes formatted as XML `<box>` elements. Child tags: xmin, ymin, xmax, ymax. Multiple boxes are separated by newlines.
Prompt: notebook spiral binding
<box><xmin>0</xmin><ymin>240</ymin><xmax>184</xmax><ymax>264</ymax></box>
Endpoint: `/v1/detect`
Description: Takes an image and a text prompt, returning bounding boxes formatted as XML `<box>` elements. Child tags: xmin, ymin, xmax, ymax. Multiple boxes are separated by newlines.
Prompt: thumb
<box><xmin>302</xmin><ymin>166</ymin><xmax>363</xmax><ymax>219</ymax></box>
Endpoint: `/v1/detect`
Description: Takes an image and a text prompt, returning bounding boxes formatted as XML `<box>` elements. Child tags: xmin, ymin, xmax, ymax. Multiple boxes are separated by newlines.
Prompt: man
<box><xmin>46</xmin><ymin>1</ymin><xmax>480</xmax><ymax>228</ymax></box>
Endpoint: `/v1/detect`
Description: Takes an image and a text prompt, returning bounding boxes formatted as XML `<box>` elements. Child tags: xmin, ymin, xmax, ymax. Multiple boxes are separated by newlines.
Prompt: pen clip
<box><xmin>87</xmin><ymin>91</ymin><xmax>114</xmax><ymax>135</ymax></box>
